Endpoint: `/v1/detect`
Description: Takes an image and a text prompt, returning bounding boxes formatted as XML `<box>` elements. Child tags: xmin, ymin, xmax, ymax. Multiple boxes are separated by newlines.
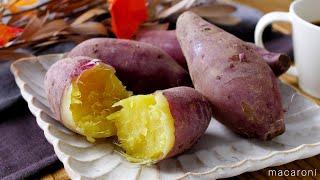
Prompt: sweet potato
<box><xmin>176</xmin><ymin>12</ymin><xmax>284</xmax><ymax>140</ymax></box>
<box><xmin>44</xmin><ymin>56</ymin><xmax>132</xmax><ymax>141</ymax></box>
<box><xmin>135</xmin><ymin>30</ymin><xmax>187</xmax><ymax>69</ymax></box>
<box><xmin>68</xmin><ymin>38</ymin><xmax>191</xmax><ymax>94</ymax></box>
<box><xmin>246</xmin><ymin>42</ymin><xmax>292</xmax><ymax>77</ymax></box>
<box><xmin>136</xmin><ymin>29</ymin><xmax>291</xmax><ymax>76</ymax></box>
<box><xmin>107</xmin><ymin>87</ymin><xmax>212</xmax><ymax>163</ymax></box>
<box><xmin>45</xmin><ymin>57</ymin><xmax>211</xmax><ymax>161</ymax></box>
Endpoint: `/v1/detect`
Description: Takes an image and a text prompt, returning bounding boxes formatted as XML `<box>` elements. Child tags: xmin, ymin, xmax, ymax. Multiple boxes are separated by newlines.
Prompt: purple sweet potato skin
<box><xmin>246</xmin><ymin>42</ymin><xmax>291</xmax><ymax>77</ymax></box>
<box><xmin>44</xmin><ymin>56</ymin><xmax>98</xmax><ymax>120</ymax></box>
<box><xmin>135</xmin><ymin>30</ymin><xmax>187</xmax><ymax>69</ymax></box>
<box><xmin>136</xmin><ymin>30</ymin><xmax>290</xmax><ymax>76</ymax></box>
<box><xmin>162</xmin><ymin>87</ymin><xmax>212</xmax><ymax>158</ymax></box>
<box><xmin>176</xmin><ymin>12</ymin><xmax>284</xmax><ymax>140</ymax></box>
<box><xmin>68</xmin><ymin>38</ymin><xmax>191</xmax><ymax>94</ymax></box>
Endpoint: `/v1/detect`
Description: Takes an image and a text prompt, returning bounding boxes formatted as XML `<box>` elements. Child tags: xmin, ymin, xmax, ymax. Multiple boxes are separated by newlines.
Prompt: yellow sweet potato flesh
<box><xmin>107</xmin><ymin>93</ymin><xmax>175</xmax><ymax>163</ymax></box>
<box><xmin>69</xmin><ymin>64</ymin><xmax>131</xmax><ymax>140</ymax></box>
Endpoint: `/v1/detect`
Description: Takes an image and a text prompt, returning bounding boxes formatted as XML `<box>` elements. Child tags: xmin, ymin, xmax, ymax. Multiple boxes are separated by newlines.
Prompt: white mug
<box><xmin>255</xmin><ymin>0</ymin><xmax>320</xmax><ymax>98</ymax></box>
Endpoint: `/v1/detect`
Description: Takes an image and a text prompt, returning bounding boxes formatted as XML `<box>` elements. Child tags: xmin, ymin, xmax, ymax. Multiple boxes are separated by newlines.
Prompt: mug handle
<box><xmin>255</xmin><ymin>12</ymin><xmax>297</xmax><ymax>76</ymax></box>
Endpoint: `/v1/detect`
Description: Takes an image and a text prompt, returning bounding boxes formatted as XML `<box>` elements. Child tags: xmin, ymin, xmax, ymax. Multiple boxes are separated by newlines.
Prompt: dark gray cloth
<box><xmin>0</xmin><ymin>60</ymin><xmax>57</xmax><ymax>180</ymax></box>
<box><xmin>0</xmin><ymin>43</ymin><xmax>75</xmax><ymax>180</ymax></box>
<box><xmin>0</xmin><ymin>62</ymin><xmax>21</xmax><ymax>112</ymax></box>
<box><xmin>0</xmin><ymin>100</ymin><xmax>57</xmax><ymax>180</ymax></box>
<box><xmin>0</xmin><ymin>4</ymin><xmax>293</xmax><ymax>180</ymax></box>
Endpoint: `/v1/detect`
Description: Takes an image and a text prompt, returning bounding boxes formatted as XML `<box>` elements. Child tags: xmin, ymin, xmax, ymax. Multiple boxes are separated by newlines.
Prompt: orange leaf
<box><xmin>0</xmin><ymin>24</ymin><xmax>23</xmax><ymax>46</ymax></box>
<box><xmin>8</xmin><ymin>0</ymin><xmax>39</xmax><ymax>13</ymax></box>
<box><xmin>109</xmin><ymin>0</ymin><xmax>148</xmax><ymax>39</ymax></box>
<box><xmin>14</xmin><ymin>0</ymin><xmax>39</xmax><ymax>6</ymax></box>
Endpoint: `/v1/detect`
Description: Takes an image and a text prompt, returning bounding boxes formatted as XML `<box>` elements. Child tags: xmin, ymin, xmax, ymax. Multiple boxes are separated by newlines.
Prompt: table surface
<box><xmin>42</xmin><ymin>1</ymin><xmax>320</xmax><ymax>179</ymax></box>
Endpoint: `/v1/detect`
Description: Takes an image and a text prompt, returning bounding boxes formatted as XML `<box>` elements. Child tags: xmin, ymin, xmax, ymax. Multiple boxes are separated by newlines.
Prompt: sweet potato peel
<box><xmin>176</xmin><ymin>12</ymin><xmax>284</xmax><ymax>140</ymax></box>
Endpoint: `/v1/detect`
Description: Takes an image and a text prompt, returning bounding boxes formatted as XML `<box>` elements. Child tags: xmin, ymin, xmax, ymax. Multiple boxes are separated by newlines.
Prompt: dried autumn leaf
<box><xmin>72</xmin><ymin>8</ymin><xmax>106</xmax><ymax>26</ymax></box>
<box><xmin>7</xmin><ymin>0</ymin><xmax>38</xmax><ymax>13</ymax></box>
<box><xmin>8</xmin><ymin>33</ymin><xmax>69</xmax><ymax>50</ymax></box>
<box><xmin>0</xmin><ymin>0</ymin><xmax>111</xmax><ymax>50</ymax></box>
<box><xmin>109</xmin><ymin>0</ymin><xmax>148</xmax><ymax>39</ymax></box>
<box><xmin>102</xmin><ymin>18</ymin><xmax>113</xmax><ymax>32</ymax></box>
<box><xmin>30</xmin><ymin>19</ymin><xmax>69</xmax><ymax>41</ymax></box>
<box><xmin>0</xmin><ymin>50</ymin><xmax>33</xmax><ymax>61</ymax></box>
<box><xmin>10</xmin><ymin>0</ymin><xmax>39</xmax><ymax>8</ymax></box>
<box><xmin>33</xmin><ymin>39</ymin><xmax>63</xmax><ymax>48</ymax></box>
<box><xmin>158</xmin><ymin>0</ymin><xmax>196</xmax><ymax>18</ymax></box>
<box><xmin>70</xmin><ymin>22</ymin><xmax>107</xmax><ymax>35</ymax></box>
<box><xmin>147</xmin><ymin>0</ymin><xmax>160</xmax><ymax>20</ymax></box>
<box><xmin>8</xmin><ymin>11</ymin><xmax>36</xmax><ymax>27</ymax></box>
<box><xmin>0</xmin><ymin>24</ymin><xmax>23</xmax><ymax>46</ymax></box>
<box><xmin>189</xmin><ymin>4</ymin><xmax>237</xmax><ymax>18</ymax></box>
<box><xmin>47</xmin><ymin>0</ymin><xmax>93</xmax><ymax>13</ymax></box>
<box><xmin>19</xmin><ymin>15</ymin><xmax>46</xmax><ymax>41</ymax></box>
<box><xmin>171</xmin><ymin>0</ymin><xmax>182</xmax><ymax>5</ymax></box>
<box><xmin>32</xmin><ymin>31</ymin><xmax>70</xmax><ymax>42</ymax></box>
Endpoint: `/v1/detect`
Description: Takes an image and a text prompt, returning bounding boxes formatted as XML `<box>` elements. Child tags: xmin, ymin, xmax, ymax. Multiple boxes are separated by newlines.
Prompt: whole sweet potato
<box><xmin>108</xmin><ymin>86</ymin><xmax>212</xmax><ymax>163</ymax></box>
<box><xmin>135</xmin><ymin>30</ymin><xmax>187</xmax><ymax>69</ymax></box>
<box><xmin>176</xmin><ymin>12</ymin><xmax>284</xmax><ymax>140</ymax></box>
<box><xmin>45</xmin><ymin>56</ymin><xmax>131</xmax><ymax>141</ymax></box>
<box><xmin>136</xmin><ymin>29</ymin><xmax>291</xmax><ymax>76</ymax></box>
<box><xmin>68</xmin><ymin>38</ymin><xmax>191</xmax><ymax>94</ymax></box>
<box><xmin>246</xmin><ymin>42</ymin><xmax>292</xmax><ymax>77</ymax></box>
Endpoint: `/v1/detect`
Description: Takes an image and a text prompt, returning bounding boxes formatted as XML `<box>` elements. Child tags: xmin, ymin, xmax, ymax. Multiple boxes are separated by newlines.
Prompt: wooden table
<box><xmin>43</xmin><ymin>1</ymin><xmax>320</xmax><ymax>179</ymax></box>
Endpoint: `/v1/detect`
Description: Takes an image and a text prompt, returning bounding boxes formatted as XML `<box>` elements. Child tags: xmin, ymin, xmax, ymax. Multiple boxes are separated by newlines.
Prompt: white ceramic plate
<box><xmin>11</xmin><ymin>54</ymin><xmax>320</xmax><ymax>180</ymax></box>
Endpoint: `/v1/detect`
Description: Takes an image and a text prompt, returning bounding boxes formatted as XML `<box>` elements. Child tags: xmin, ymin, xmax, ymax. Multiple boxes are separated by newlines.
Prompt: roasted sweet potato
<box><xmin>45</xmin><ymin>57</ymin><xmax>211</xmax><ymax>161</ymax></box>
<box><xmin>135</xmin><ymin>30</ymin><xmax>187</xmax><ymax>69</ymax></box>
<box><xmin>176</xmin><ymin>12</ymin><xmax>284</xmax><ymax>140</ymax></box>
<box><xmin>44</xmin><ymin>56</ymin><xmax>132</xmax><ymax>141</ymax></box>
<box><xmin>136</xmin><ymin>29</ymin><xmax>291</xmax><ymax>76</ymax></box>
<box><xmin>107</xmin><ymin>87</ymin><xmax>212</xmax><ymax>163</ymax></box>
<box><xmin>68</xmin><ymin>38</ymin><xmax>191</xmax><ymax>94</ymax></box>
<box><xmin>246</xmin><ymin>42</ymin><xmax>292</xmax><ymax>77</ymax></box>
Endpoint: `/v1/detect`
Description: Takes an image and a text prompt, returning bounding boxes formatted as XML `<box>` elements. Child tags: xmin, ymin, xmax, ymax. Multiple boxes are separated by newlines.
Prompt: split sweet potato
<box><xmin>44</xmin><ymin>56</ymin><xmax>132</xmax><ymax>141</ymax></box>
<box><xmin>67</xmin><ymin>38</ymin><xmax>191</xmax><ymax>94</ymax></box>
<box><xmin>107</xmin><ymin>86</ymin><xmax>212</xmax><ymax>163</ymax></box>
<box><xmin>45</xmin><ymin>56</ymin><xmax>212</xmax><ymax>161</ymax></box>
<box><xmin>176</xmin><ymin>12</ymin><xmax>285</xmax><ymax>140</ymax></box>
